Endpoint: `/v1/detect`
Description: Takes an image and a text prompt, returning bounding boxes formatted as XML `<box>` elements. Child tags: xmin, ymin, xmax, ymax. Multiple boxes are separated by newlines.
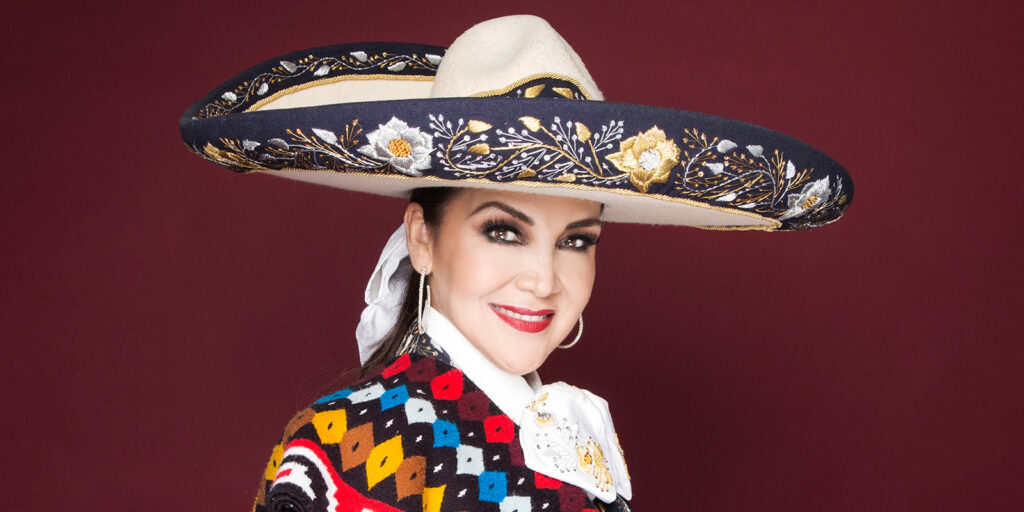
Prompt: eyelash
<box><xmin>480</xmin><ymin>219</ymin><xmax>600</xmax><ymax>252</ymax></box>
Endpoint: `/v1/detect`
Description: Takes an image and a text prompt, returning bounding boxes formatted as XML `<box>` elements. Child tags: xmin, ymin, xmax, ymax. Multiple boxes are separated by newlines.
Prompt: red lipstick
<box><xmin>489</xmin><ymin>304</ymin><xmax>555</xmax><ymax>333</ymax></box>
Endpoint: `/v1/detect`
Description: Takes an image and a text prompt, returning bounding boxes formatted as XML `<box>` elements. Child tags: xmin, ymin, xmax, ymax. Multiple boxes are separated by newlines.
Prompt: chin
<box><xmin>483</xmin><ymin>329</ymin><xmax>560</xmax><ymax>375</ymax></box>
<box><xmin>494</xmin><ymin>354</ymin><xmax>545</xmax><ymax>376</ymax></box>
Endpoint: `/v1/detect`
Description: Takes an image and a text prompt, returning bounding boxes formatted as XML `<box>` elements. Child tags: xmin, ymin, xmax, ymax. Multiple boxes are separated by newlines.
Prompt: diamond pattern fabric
<box><xmin>254</xmin><ymin>350</ymin><xmax>626</xmax><ymax>512</ymax></box>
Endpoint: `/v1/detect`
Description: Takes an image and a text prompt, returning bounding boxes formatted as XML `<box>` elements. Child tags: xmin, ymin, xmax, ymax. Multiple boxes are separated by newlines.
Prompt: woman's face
<box><xmin>409</xmin><ymin>189</ymin><xmax>602</xmax><ymax>375</ymax></box>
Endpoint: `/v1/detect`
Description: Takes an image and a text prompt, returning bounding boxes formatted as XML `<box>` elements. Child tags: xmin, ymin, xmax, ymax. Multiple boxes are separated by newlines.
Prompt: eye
<box><xmin>489</xmin><ymin>228</ymin><xmax>518</xmax><ymax>243</ymax></box>
<box><xmin>560</xmin><ymin>234</ymin><xmax>600</xmax><ymax>251</ymax></box>
<box><xmin>481</xmin><ymin>220</ymin><xmax>523</xmax><ymax>245</ymax></box>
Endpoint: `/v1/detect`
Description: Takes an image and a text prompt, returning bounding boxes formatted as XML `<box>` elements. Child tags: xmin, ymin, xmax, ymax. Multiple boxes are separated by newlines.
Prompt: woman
<box><xmin>180</xmin><ymin>15</ymin><xmax>851</xmax><ymax>512</ymax></box>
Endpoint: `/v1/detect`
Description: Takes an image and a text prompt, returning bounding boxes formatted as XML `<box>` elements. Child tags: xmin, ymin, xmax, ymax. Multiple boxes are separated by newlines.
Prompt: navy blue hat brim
<box><xmin>180</xmin><ymin>43</ymin><xmax>852</xmax><ymax>231</ymax></box>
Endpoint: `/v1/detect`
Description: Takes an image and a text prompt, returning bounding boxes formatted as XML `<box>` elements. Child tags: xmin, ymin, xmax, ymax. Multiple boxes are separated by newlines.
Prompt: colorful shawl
<box><xmin>253</xmin><ymin>336</ymin><xmax>633</xmax><ymax>512</ymax></box>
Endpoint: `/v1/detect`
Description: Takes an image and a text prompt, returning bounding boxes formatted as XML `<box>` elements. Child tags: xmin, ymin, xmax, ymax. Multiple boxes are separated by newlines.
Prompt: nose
<box><xmin>515</xmin><ymin>249</ymin><xmax>562</xmax><ymax>298</ymax></box>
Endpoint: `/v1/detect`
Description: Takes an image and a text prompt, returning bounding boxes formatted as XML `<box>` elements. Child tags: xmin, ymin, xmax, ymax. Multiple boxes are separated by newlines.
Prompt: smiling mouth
<box><xmin>490</xmin><ymin>304</ymin><xmax>555</xmax><ymax>333</ymax></box>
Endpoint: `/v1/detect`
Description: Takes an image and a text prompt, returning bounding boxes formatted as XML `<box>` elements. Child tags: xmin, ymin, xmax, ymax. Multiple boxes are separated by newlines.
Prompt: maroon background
<box><xmin>2</xmin><ymin>0</ymin><xmax>1021</xmax><ymax>510</ymax></box>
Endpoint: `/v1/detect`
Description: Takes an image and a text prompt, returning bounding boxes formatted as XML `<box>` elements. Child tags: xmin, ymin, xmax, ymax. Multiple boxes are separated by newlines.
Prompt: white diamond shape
<box><xmin>404</xmin><ymin>398</ymin><xmax>437</xmax><ymax>424</ymax></box>
<box><xmin>500</xmin><ymin>496</ymin><xmax>532</xmax><ymax>512</ymax></box>
<box><xmin>348</xmin><ymin>383</ymin><xmax>385</xmax><ymax>403</ymax></box>
<box><xmin>456</xmin><ymin>445</ymin><xmax>484</xmax><ymax>476</ymax></box>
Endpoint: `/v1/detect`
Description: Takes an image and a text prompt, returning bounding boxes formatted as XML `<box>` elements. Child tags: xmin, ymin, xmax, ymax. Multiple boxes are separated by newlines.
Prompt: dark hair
<box><xmin>357</xmin><ymin>187</ymin><xmax>462</xmax><ymax>376</ymax></box>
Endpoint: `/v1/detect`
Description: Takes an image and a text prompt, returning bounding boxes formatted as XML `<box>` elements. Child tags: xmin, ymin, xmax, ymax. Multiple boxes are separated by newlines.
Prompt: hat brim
<box><xmin>180</xmin><ymin>43</ymin><xmax>852</xmax><ymax>230</ymax></box>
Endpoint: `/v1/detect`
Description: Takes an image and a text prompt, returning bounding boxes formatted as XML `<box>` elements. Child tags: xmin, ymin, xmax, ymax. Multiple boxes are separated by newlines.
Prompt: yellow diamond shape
<box><xmin>311</xmin><ymin>409</ymin><xmax>348</xmax><ymax>444</ymax></box>
<box><xmin>423</xmin><ymin>484</ymin><xmax>445</xmax><ymax>512</ymax></box>
<box><xmin>366</xmin><ymin>435</ymin><xmax>404</xmax><ymax>489</ymax></box>
<box><xmin>263</xmin><ymin>443</ymin><xmax>284</xmax><ymax>481</ymax></box>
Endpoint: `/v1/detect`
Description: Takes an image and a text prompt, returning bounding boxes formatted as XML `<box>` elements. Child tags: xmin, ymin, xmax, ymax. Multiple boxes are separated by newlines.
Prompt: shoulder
<box><xmin>255</xmin><ymin>353</ymin><xmax>598</xmax><ymax>512</ymax></box>
<box><xmin>255</xmin><ymin>354</ymin><xmax>480</xmax><ymax>511</ymax></box>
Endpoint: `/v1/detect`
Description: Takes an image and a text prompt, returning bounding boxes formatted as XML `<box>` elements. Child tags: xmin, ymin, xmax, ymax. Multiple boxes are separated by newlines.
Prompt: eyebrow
<box><xmin>472</xmin><ymin>201</ymin><xmax>533</xmax><ymax>224</ymax></box>
<box><xmin>470</xmin><ymin>201</ymin><xmax>602</xmax><ymax>230</ymax></box>
<box><xmin>566</xmin><ymin>218</ymin><xmax>602</xmax><ymax>229</ymax></box>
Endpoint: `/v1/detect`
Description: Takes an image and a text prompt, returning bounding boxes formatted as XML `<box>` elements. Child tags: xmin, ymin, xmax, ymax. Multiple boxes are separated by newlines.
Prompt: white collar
<box><xmin>425</xmin><ymin>306</ymin><xmax>541</xmax><ymax>423</ymax></box>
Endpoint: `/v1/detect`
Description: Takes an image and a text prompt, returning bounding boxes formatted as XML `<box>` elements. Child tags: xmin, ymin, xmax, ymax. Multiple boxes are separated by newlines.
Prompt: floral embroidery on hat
<box><xmin>605</xmin><ymin>127</ymin><xmax>681</xmax><ymax>193</ymax></box>
<box><xmin>193</xmin><ymin>114</ymin><xmax>849</xmax><ymax>230</ymax></box>
<box><xmin>358</xmin><ymin>117</ymin><xmax>434</xmax><ymax>176</ymax></box>
<box><xmin>779</xmin><ymin>176</ymin><xmax>833</xmax><ymax>220</ymax></box>
<box><xmin>195</xmin><ymin>50</ymin><xmax>441</xmax><ymax>119</ymax></box>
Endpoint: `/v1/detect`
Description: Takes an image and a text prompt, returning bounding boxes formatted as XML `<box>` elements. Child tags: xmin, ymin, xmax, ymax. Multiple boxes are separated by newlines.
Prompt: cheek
<box><xmin>559</xmin><ymin>254</ymin><xmax>597</xmax><ymax>301</ymax></box>
<box><xmin>438</xmin><ymin>239</ymin><xmax>518</xmax><ymax>300</ymax></box>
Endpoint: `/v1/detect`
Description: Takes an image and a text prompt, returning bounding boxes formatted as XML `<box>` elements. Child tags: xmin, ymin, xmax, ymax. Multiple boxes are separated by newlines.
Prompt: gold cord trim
<box><xmin>246</xmin><ymin>74</ymin><xmax>435</xmax><ymax>112</ymax></box>
<box><xmin>244</xmin><ymin>167</ymin><xmax>781</xmax><ymax>231</ymax></box>
<box><xmin>471</xmin><ymin>73</ymin><xmax>595</xmax><ymax>100</ymax></box>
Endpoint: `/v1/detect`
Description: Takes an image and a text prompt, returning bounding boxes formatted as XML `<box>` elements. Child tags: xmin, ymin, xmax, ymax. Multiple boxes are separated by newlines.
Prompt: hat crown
<box><xmin>430</xmin><ymin>15</ymin><xmax>602</xmax><ymax>100</ymax></box>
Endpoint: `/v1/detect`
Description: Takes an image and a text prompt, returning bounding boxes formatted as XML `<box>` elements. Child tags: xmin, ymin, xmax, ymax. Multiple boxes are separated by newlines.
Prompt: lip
<box><xmin>489</xmin><ymin>304</ymin><xmax>555</xmax><ymax>333</ymax></box>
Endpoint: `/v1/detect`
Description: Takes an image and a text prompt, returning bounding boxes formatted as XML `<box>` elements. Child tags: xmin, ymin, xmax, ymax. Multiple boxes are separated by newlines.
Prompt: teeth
<box><xmin>494</xmin><ymin>305</ymin><xmax>549</xmax><ymax>322</ymax></box>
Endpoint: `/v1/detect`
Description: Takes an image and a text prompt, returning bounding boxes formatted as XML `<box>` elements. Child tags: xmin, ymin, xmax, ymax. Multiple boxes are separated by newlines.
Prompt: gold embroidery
<box><xmin>552</xmin><ymin>87</ymin><xmax>575</xmax><ymax>99</ymax></box>
<box><xmin>201</xmin><ymin>142</ymin><xmax>263</xmax><ymax>171</ymax></box>
<box><xmin>526</xmin><ymin>392</ymin><xmax>553</xmax><ymax>426</ymax></box>
<box><xmin>519</xmin><ymin>116</ymin><xmax>542</xmax><ymax>132</ymax></box>
<box><xmin>574</xmin><ymin>122</ymin><xmax>592</xmax><ymax>142</ymax></box>
<box><xmin>244</xmin><ymin>168</ymin><xmax>782</xmax><ymax>230</ymax></box>
<box><xmin>193</xmin><ymin>113</ymin><xmax>820</xmax><ymax>230</ymax></box>
<box><xmin>524</xmin><ymin>84</ymin><xmax>546</xmax><ymax>98</ymax></box>
<box><xmin>527</xmin><ymin>391</ymin><xmax>549</xmax><ymax>408</ymax></box>
<box><xmin>577</xmin><ymin>438</ymin><xmax>613</xmax><ymax>492</ymax></box>
<box><xmin>472</xmin><ymin>72</ymin><xmax>596</xmax><ymax>100</ymax></box>
<box><xmin>388</xmin><ymin>138</ymin><xmax>413</xmax><ymax>157</ymax></box>
<box><xmin>605</xmin><ymin>127</ymin><xmax>681</xmax><ymax>193</ymax></box>
<box><xmin>801</xmin><ymin>194</ymin><xmax>820</xmax><ymax>209</ymax></box>
<box><xmin>195</xmin><ymin>51</ymin><xmax>442</xmax><ymax>117</ymax></box>
<box><xmin>437</xmin><ymin>115</ymin><xmax>627</xmax><ymax>183</ymax></box>
<box><xmin>467</xmin><ymin>120</ymin><xmax>492</xmax><ymax>133</ymax></box>
<box><xmin>614</xmin><ymin>433</ymin><xmax>630</xmax><ymax>480</ymax></box>
<box><xmin>245</xmin><ymin>74</ymin><xmax>434</xmax><ymax>113</ymax></box>
<box><xmin>673</xmin><ymin>128</ymin><xmax>825</xmax><ymax>222</ymax></box>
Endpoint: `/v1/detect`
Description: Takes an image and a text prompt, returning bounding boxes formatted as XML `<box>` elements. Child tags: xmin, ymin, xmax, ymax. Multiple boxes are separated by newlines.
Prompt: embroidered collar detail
<box><xmin>519</xmin><ymin>383</ymin><xmax>633</xmax><ymax>502</ymax></box>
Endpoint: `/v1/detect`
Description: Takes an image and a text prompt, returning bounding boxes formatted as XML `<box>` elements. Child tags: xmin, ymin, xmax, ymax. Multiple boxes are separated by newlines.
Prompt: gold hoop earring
<box><xmin>558</xmin><ymin>315</ymin><xmax>583</xmax><ymax>349</ymax></box>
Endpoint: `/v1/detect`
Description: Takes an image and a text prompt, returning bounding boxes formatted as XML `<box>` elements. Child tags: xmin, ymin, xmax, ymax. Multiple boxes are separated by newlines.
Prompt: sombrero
<box><xmin>180</xmin><ymin>15</ymin><xmax>852</xmax><ymax>231</ymax></box>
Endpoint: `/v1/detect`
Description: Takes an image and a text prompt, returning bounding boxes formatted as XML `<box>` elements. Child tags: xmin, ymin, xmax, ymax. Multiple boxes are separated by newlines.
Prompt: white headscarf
<box><xmin>354</xmin><ymin>225</ymin><xmax>413</xmax><ymax>364</ymax></box>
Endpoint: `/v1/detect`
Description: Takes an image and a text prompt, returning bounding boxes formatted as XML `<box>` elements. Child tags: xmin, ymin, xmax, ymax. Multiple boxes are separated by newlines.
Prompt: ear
<box><xmin>404</xmin><ymin>202</ymin><xmax>433</xmax><ymax>274</ymax></box>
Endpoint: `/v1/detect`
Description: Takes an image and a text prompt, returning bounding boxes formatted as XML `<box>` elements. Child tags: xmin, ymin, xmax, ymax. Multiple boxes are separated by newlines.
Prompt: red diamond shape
<box><xmin>430</xmin><ymin>369</ymin><xmax>464</xmax><ymax>400</ymax></box>
<box><xmin>381</xmin><ymin>353</ymin><xmax>411</xmax><ymax>378</ymax></box>
<box><xmin>534</xmin><ymin>471</ymin><xmax>562</xmax><ymax>489</ymax></box>
<box><xmin>484</xmin><ymin>415</ymin><xmax>515</xmax><ymax>443</ymax></box>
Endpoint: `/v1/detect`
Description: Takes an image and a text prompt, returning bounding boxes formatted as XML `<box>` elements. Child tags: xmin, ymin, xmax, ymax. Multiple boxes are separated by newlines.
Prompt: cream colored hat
<box><xmin>181</xmin><ymin>15</ymin><xmax>851</xmax><ymax>230</ymax></box>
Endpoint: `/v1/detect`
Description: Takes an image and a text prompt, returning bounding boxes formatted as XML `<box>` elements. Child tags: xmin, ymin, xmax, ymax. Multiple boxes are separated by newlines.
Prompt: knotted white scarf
<box><xmin>354</xmin><ymin>225</ymin><xmax>413</xmax><ymax>364</ymax></box>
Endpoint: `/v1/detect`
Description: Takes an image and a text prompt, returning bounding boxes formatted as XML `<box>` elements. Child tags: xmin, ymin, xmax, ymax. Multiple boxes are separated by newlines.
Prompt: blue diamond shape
<box><xmin>314</xmin><ymin>388</ymin><xmax>353</xmax><ymax>404</ymax></box>
<box><xmin>432</xmin><ymin>419</ymin><xmax>460</xmax><ymax>448</ymax></box>
<box><xmin>478</xmin><ymin>471</ymin><xmax>507</xmax><ymax>502</ymax></box>
<box><xmin>379</xmin><ymin>385</ymin><xmax>410</xmax><ymax>410</ymax></box>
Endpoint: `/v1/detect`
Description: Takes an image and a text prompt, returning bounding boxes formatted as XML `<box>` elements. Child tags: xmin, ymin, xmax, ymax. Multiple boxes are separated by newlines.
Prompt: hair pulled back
<box><xmin>358</xmin><ymin>187</ymin><xmax>461</xmax><ymax>376</ymax></box>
